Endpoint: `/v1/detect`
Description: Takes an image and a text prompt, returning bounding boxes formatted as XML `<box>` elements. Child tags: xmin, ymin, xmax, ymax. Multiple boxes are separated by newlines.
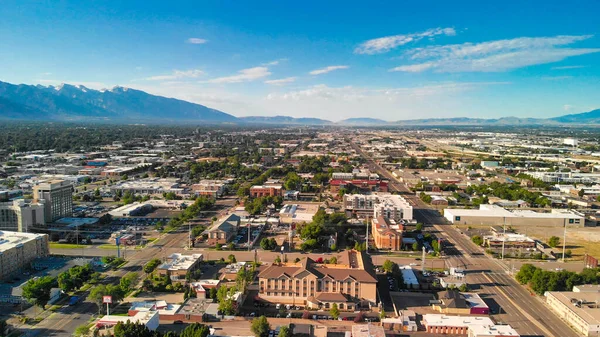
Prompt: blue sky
<box><xmin>1</xmin><ymin>0</ymin><xmax>599</xmax><ymax>121</ymax></box>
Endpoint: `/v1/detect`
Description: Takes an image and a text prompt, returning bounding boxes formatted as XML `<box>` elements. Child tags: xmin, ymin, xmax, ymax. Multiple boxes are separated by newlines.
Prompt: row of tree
<box><xmin>516</xmin><ymin>264</ymin><xmax>600</xmax><ymax>295</ymax></box>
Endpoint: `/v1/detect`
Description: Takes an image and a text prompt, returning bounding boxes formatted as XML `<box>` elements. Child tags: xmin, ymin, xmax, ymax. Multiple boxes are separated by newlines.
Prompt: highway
<box><xmin>350</xmin><ymin>140</ymin><xmax>579</xmax><ymax>337</ymax></box>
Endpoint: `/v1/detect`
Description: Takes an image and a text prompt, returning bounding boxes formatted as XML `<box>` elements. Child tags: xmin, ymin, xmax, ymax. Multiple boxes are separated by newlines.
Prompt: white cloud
<box><xmin>309</xmin><ymin>65</ymin><xmax>349</xmax><ymax>75</ymax></box>
<box><xmin>144</xmin><ymin>69</ymin><xmax>205</xmax><ymax>81</ymax></box>
<box><xmin>40</xmin><ymin>72</ymin><xmax>52</xmax><ymax>76</ymax></box>
<box><xmin>564</xmin><ymin>104</ymin><xmax>575</xmax><ymax>111</ymax></box>
<box><xmin>264</xmin><ymin>77</ymin><xmax>297</xmax><ymax>86</ymax></box>
<box><xmin>541</xmin><ymin>75</ymin><xmax>573</xmax><ymax>81</ymax></box>
<box><xmin>262</xmin><ymin>58</ymin><xmax>288</xmax><ymax>66</ymax></box>
<box><xmin>186</xmin><ymin>38</ymin><xmax>208</xmax><ymax>44</ymax></box>
<box><xmin>391</xmin><ymin>35</ymin><xmax>600</xmax><ymax>73</ymax></box>
<box><xmin>206</xmin><ymin>66</ymin><xmax>271</xmax><ymax>84</ymax></box>
<box><xmin>552</xmin><ymin>65</ymin><xmax>586</xmax><ymax>70</ymax></box>
<box><xmin>355</xmin><ymin>27</ymin><xmax>456</xmax><ymax>54</ymax></box>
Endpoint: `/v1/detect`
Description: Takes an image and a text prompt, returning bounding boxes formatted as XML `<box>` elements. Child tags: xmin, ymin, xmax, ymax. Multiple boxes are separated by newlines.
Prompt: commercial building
<box><xmin>257</xmin><ymin>250</ymin><xmax>377</xmax><ymax>310</ymax></box>
<box><xmin>33</xmin><ymin>179</ymin><xmax>73</xmax><ymax>222</ymax></box>
<box><xmin>206</xmin><ymin>214</ymin><xmax>240</xmax><ymax>245</ymax></box>
<box><xmin>95</xmin><ymin>310</ymin><xmax>159</xmax><ymax>331</ymax></box>
<box><xmin>191</xmin><ymin>180</ymin><xmax>229</xmax><ymax>198</ymax></box>
<box><xmin>0</xmin><ymin>231</ymin><xmax>49</xmax><ymax>280</ymax></box>
<box><xmin>190</xmin><ymin>279</ymin><xmax>221</xmax><ymax>298</ymax></box>
<box><xmin>343</xmin><ymin>193</ymin><xmax>413</xmax><ymax>221</ymax></box>
<box><xmin>483</xmin><ymin>232</ymin><xmax>535</xmax><ymax>250</ymax></box>
<box><xmin>279</xmin><ymin>203</ymin><xmax>320</xmax><ymax>224</ymax></box>
<box><xmin>250</xmin><ymin>185</ymin><xmax>284</xmax><ymax>198</ymax></box>
<box><xmin>546</xmin><ymin>289</ymin><xmax>600</xmax><ymax>336</ymax></box>
<box><xmin>433</xmin><ymin>290</ymin><xmax>489</xmax><ymax>315</ymax></box>
<box><xmin>444</xmin><ymin>204</ymin><xmax>584</xmax><ymax>227</ymax></box>
<box><xmin>468</xmin><ymin>325</ymin><xmax>520</xmax><ymax>337</ymax></box>
<box><xmin>156</xmin><ymin>253</ymin><xmax>203</xmax><ymax>283</ymax></box>
<box><xmin>0</xmin><ymin>199</ymin><xmax>45</xmax><ymax>232</ymax></box>
<box><xmin>329</xmin><ymin>179</ymin><xmax>388</xmax><ymax>194</ymax></box>
<box><xmin>110</xmin><ymin>178</ymin><xmax>183</xmax><ymax>195</ymax></box>
<box><xmin>422</xmin><ymin>314</ymin><xmax>495</xmax><ymax>334</ymax></box>
<box><xmin>371</xmin><ymin>216</ymin><xmax>404</xmax><ymax>251</ymax></box>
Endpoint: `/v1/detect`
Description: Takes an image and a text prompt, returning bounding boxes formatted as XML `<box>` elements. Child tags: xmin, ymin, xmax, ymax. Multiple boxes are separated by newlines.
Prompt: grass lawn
<box><xmin>98</xmin><ymin>244</ymin><xmax>118</xmax><ymax>250</ymax></box>
<box><xmin>49</xmin><ymin>243</ymin><xmax>87</xmax><ymax>249</ymax></box>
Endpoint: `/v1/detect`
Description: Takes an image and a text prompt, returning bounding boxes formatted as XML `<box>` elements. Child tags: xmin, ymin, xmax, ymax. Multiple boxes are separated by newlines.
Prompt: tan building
<box><xmin>0</xmin><ymin>199</ymin><xmax>45</xmax><ymax>232</ymax></box>
<box><xmin>156</xmin><ymin>253</ymin><xmax>203</xmax><ymax>283</ymax></box>
<box><xmin>0</xmin><ymin>231</ymin><xmax>49</xmax><ymax>280</ymax></box>
<box><xmin>257</xmin><ymin>250</ymin><xmax>377</xmax><ymax>310</ymax></box>
<box><xmin>546</xmin><ymin>290</ymin><xmax>600</xmax><ymax>336</ymax></box>
<box><xmin>371</xmin><ymin>216</ymin><xmax>403</xmax><ymax>251</ymax></box>
<box><xmin>343</xmin><ymin>193</ymin><xmax>412</xmax><ymax>221</ymax></box>
<box><xmin>191</xmin><ymin>180</ymin><xmax>228</xmax><ymax>198</ymax></box>
<box><xmin>33</xmin><ymin>180</ymin><xmax>73</xmax><ymax>222</ymax></box>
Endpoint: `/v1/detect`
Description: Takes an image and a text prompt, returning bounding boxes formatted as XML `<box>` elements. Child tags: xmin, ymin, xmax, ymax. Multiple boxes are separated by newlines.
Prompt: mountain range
<box><xmin>0</xmin><ymin>80</ymin><xmax>598</xmax><ymax>126</ymax></box>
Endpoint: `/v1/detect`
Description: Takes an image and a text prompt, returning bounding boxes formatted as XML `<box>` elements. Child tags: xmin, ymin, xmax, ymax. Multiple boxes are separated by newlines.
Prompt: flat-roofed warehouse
<box><xmin>444</xmin><ymin>204</ymin><xmax>584</xmax><ymax>227</ymax></box>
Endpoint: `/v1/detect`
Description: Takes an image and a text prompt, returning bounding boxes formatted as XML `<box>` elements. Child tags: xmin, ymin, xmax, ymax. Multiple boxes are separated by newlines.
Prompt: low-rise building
<box><xmin>483</xmin><ymin>232</ymin><xmax>535</xmax><ymax>250</ymax></box>
<box><xmin>206</xmin><ymin>214</ymin><xmax>240</xmax><ymax>245</ymax></box>
<box><xmin>156</xmin><ymin>253</ymin><xmax>203</xmax><ymax>283</ymax></box>
<box><xmin>351</xmin><ymin>324</ymin><xmax>385</xmax><ymax>337</ymax></box>
<box><xmin>257</xmin><ymin>250</ymin><xmax>377</xmax><ymax>310</ymax></box>
<box><xmin>546</xmin><ymin>289</ymin><xmax>600</xmax><ymax>336</ymax></box>
<box><xmin>110</xmin><ymin>178</ymin><xmax>183</xmax><ymax>195</ymax></box>
<box><xmin>433</xmin><ymin>290</ymin><xmax>489</xmax><ymax>315</ymax></box>
<box><xmin>190</xmin><ymin>280</ymin><xmax>221</xmax><ymax>298</ymax></box>
<box><xmin>95</xmin><ymin>310</ymin><xmax>159</xmax><ymax>331</ymax></box>
<box><xmin>468</xmin><ymin>325</ymin><xmax>520</xmax><ymax>337</ymax></box>
<box><xmin>444</xmin><ymin>204</ymin><xmax>584</xmax><ymax>227</ymax></box>
<box><xmin>191</xmin><ymin>180</ymin><xmax>229</xmax><ymax>198</ymax></box>
<box><xmin>422</xmin><ymin>314</ymin><xmax>495</xmax><ymax>334</ymax></box>
<box><xmin>279</xmin><ymin>203</ymin><xmax>320</xmax><ymax>224</ymax></box>
<box><xmin>250</xmin><ymin>185</ymin><xmax>284</xmax><ymax>198</ymax></box>
<box><xmin>0</xmin><ymin>231</ymin><xmax>49</xmax><ymax>280</ymax></box>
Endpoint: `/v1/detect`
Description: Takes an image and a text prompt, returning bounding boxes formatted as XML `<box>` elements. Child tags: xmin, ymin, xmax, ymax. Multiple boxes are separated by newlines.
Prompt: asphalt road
<box><xmin>350</xmin><ymin>140</ymin><xmax>579</xmax><ymax>337</ymax></box>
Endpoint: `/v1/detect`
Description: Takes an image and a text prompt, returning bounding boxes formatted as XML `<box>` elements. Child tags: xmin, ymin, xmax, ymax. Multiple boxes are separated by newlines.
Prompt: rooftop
<box><xmin>422</xmin><ymin>314</ymin><xmax>494</xmax><ymax>327</ymax></box>
<box><xmin>469</xmin><ymin>324</ymin><xmax>520</xmax><ymax>336</ymax></box>
<box><xmin>351</xmin><ymin>324</ymin><xmax>386</xmax><ymax>337</ymax></box>
<box><xmin>158</xmin><ymin>253</ymin><xmax>203</xmax><ymax>271</ymax></box>
<box><xmin>547</xmin><ymin>291</ymin><xmax>600</xmax><ymax>324</ymax></box>
<box><xmin>445</xmin><ymin>204</ymin><xmax>583</xmax><ymax>219</ymax></box>
<box><xmin>0</xmin><ymin>231</ymin><xmax>46</xmax><ymax>253</ymax></box>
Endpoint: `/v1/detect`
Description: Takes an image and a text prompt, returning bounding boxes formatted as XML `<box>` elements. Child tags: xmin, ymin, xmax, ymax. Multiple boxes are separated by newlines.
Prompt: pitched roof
<box><xmin>438</xmin><ymin>290</ymin><xmax>467</xmax><ymax>309</ymax></box>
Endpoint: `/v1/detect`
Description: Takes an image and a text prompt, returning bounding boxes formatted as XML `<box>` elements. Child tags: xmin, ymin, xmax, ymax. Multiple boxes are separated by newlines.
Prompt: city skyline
<box><xmin>1</xmin><ymin>0</ymin><xmax>599</xmax><ymax>120</ymax></box>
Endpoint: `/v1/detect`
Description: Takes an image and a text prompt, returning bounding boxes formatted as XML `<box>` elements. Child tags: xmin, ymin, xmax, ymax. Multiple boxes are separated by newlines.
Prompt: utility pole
<box><xmin>422</xmin><ymin>246</ymin><xmax>426</xmax><ymax>273</ymax></box>
<box><xmin>365</xmin><ymin>215</ymin><xmax>370</xmax><ymax>254</ymax></box>
<box><xmin>501</xmin><ymin>217</ymin><xmax>506</xmax><ymax>260</ymax></box>
<box><xmin>562</xmin><ymin>218</ymin><xmax>568</xmax><ymax>263</ymax></box>
<box><xmin>188</xmin><ymin>222</ymin><xmax>192</xmax><ymax>249</ymax></box>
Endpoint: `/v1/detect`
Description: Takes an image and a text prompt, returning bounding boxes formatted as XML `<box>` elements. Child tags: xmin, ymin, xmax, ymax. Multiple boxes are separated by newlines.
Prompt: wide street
<box><xmin>350</xmin><ymin>140</ymin><xmax>579</xmax><ymax>337</ymax></box>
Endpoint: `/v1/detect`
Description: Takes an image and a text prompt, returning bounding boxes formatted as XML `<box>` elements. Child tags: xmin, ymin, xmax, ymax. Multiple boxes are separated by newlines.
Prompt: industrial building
<box><xmin>444</xmin><ymin>204</ymin><xmax>584</xmax><ymax>227</ymax></box>
<box><xmin>109</xmin><ymin>178</ymin><xmax>183</xmax><ymax>195</ymax></box>
<box><xmin>279</xmin><ymin>203</ymin><xmax>320</xmax><ymax>224</ymax></box>
<box><xmin>33</xmin><ymin>179</ymin><xmax>73</xmax><ymax>222</ymax></box>
<box><xmin>0</xmin><ymin>231</ymin><xmax>49</xmax><ymax>280</ymax></box>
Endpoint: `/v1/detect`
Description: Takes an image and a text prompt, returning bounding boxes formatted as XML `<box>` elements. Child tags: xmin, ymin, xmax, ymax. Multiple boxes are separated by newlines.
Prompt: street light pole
<box><xmin>501</xmin><ymin>217</ymin><xmax>506</xmax><ymax>261</ymax></box>
<box><xmin>562</xmin><ymin>218</ymin><xmax>568</xmax><ymax>263</ymax></box>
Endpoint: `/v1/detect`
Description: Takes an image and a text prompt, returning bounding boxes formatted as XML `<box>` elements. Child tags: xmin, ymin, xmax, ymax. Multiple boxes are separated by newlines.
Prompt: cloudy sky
<box><xmin>1</xmin><ymin>0</ymin><xmax>599</xmax><ymax>121</ymax></box>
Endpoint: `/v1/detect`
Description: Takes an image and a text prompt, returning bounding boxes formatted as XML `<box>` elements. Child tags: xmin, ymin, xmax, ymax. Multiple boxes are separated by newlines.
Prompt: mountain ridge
<box><xmin>0</xmin><ymin>80</ymin><xmax>598</xmax><ymax>126</ymax></box>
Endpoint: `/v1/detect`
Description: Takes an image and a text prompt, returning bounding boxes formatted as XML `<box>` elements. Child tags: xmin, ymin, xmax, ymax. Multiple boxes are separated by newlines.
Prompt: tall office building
<box><xmin>0</xmin><ymin>199</ymin><xmax>45</xmax><ymax>232</ymax></box>
<box><xmin>33</xmin><ymin>180</ymin><xmax>73</xmax><ymax>223</ymax></box>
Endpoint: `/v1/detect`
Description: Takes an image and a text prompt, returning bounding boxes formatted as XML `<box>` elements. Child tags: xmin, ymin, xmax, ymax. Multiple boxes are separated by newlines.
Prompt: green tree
<box><xmin>274</xmin><ymin>256</ymin><xmax>282</xmax><ymax>264</ymax></box>
<box><xmin>278</xmin><ymin>325</ymin><xmax>291</xmax><ymax>337</ymax></box>
<box><xmin>22</xmin><ymin>276</ymin><xmax>56</xmax><ymax>309</ymax></box>
<box><xmin>415</xmin><ymin>223</ymin><xmax>423</xmax><ymax>232</ymax></box>
<box><xmin>143</xmin><ymin>258</ymin><xmax>161</xmax><ymax>274</ymax></box>
<box><xmin>88</xmin><ymin>284</ymin><xmax>125</xmax><ymax>314</ymax></box>
<box><xmin>251</xmin><ymin>316</ymin><xmax>271</xmax><ymax>337</ymax></box>
<box><xmin>228</xmin><ymin>254</ymin><xmax>237</xmax><ymax>264</ymax></box>
<box><xmin>382</xmin><ymin>260</ymin><xmax>395</xmax><ymax>273</ymax></box>
<box><xmin>379</xmin><ymin>309</ymin><xmax>386</xmax><ymax>319</ymax></box>
<box><xmin>548</xmin><ymin>236</ymin><xmax>560</xmax><ymax>248</ymax></box>
<box><xmin>411</xmin><ymin>242</ymin><xmax>420</xmax><ymax>251</ymax></box>
<box><xmin>329</xmin><ymin>256</ymin><xmax>337</xmax><ymax>264</ymax></box>
<box><xmin>330</xmin><ymin>303</ymin><xmax>339</xmax><ymax>320</ymax></box>
<box><xmin>120</xmin><ymin>272</ymin><xmax>139</xmax><ymax>293</ymax></box>
<box><xmin>516</xmin><ymin>264</ymin><xmax>539</xmax><ymax>284</ymax></box>
<box><xmin>180</xmin><ymin>323</ymin><xmax>210</xmax><ymax>337</ymax></box>
<box><xmin>471</xmin><ymin>235</ymin><xmax>483</xmax><ymax>246</ymax></box>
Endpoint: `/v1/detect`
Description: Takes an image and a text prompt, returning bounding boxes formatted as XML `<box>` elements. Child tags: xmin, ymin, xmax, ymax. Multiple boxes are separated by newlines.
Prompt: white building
<box><xmin>0</xmin><ymin>199</ymin><xmax>45</xmax><ymax>232</ymax></box>
<box><xmin>344</xmin><ymin>193</ymin><xmax>413</xmax><ymax>221</ymax></box>
<box><xmin>422</xmin><ymin>314</ymin><xmax>495</xmax><ymax>335</ymax></box>
<box><xmin>110</xmin><ymin>178</ymin><xmax>183</xmax><ymax>195</ymax></box>
<box><xmin>468</xmin><ymin>325</ymin><xmax>520</xmax><ymax>337</ymax></box>
<box><xmin>444</xmin><ymin>204</ymin><xmax>584</xmax><ymax>227</ymax></box>
<box><xmin>95</xmin><ymin>310</ymin><xmax>159</xmax><ymax>331</ymax></box>
<box><xmin>0</xmin><ymin>231</ymin><xmax>49</xmax><ymax>280</ymax></box>
<box><xmin>564</xmin><ymin>138</ymin><xmax>578</xmax><ymax>147</ymax></box>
